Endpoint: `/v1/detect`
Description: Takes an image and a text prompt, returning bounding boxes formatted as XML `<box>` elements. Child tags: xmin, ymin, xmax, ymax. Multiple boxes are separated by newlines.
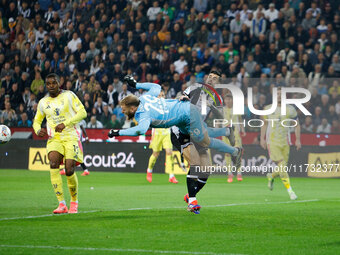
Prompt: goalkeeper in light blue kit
<box><xmin>108</xmin><ymin>75</ymin><xmax>242</xmax><ymax>214</ymax></box>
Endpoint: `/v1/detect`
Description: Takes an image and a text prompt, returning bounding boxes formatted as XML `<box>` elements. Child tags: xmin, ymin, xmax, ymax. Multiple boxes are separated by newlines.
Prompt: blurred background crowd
<box><xmin>0</xmin><ymin>0</ymin><xmax>339</xmax><ymax>133</ymax></box>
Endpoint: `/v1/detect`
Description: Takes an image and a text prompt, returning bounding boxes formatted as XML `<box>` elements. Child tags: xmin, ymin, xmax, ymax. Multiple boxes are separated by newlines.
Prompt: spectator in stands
<box><xmin>1</xmin><ymin>101</ymin><xmax>17</xmax><ymax>126</ymax></box>
<box><xmin>100</xmin><ymin>104</ymin><xmax>112</xmax><ymax>128</ymax></box>
<box><xmin>251</xmin><ymin>11</ymin><xmax>266</xmax><ymax>38</ymax></box>
<box><xmin>301</xmin><ymin>116</ymin><xmax>314</xmax><ymax>133</ymax></box>
<box><xmin>302</xmin><ymin>11</ymin><xmax>316</xmax><ymax>31</ymax></box>
<box><xmin>118</xmin><ymin>84</ymin><xmax>132</xmax><ymax>102</ymax></box>
<box><xmin>174</xmin><ymin>54</ymin><xmax>188</xmax><ymax>75</ymax></box>
<box><xmin>17</xmin><ymin>112</ymin><xmax>32</xmax><ymax>127</ymax></box>
<box><xmin>0</xmin><ymin>0</ymin><xmax>337</xmax><ymax>134</ymax></box>
<box><xmin>30</xmin><ymin>71</ymin><xmax>43</xmax><ymax>95</ymax></box>
<box><xmin>106</xmin><ymin>114</ymin><xmax>121</xmax><ymax>129</ymax></box>
<box><xmin>316</xmin><ymin>118</ymin><xmax>331</xmax><ymax>134</ymax></box>
<box><xmin>331</xmin><ymin>120</ymin><xmax>340</xmax><ymax>133</ymax></box>
<box><xmin>87</xmin><ymin>115</ymin><xmax>103</xmax><ymax>128</ymax></box>
<box><xmin>147</xmin><ymin>1</ymin><xmax>161</xmax><ymax>21</ymax></box>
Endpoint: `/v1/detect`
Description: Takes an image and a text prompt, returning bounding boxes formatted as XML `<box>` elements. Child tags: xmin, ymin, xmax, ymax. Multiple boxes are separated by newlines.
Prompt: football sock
<box><xmin>169</xmin><ymin>173</ymin><xmax>175</xmax><ymax>178</ymax></box>
<box><xmin>278</xmin><ymin>161</ymin><xmax>291</xmax><ymax>190</ymax></box>
<box><xmin>66</xmin><ymin>173</ymin><xmax>78</xmax><ymax>202</ymax></box>
<box><xmin>50</xmin><ymin>168</ymin><xmax>65</xmax><ymax>203</ymax></box>
<box><xmin>165</xmin><ymin>154</ymin><xmax>174</xmax><ymax>174</ymax></box>
<box><xmin>147</xmin><ymin>154</ymin><xmax>157</xmax><ymax>172</ymax></box>
<box><xmin>196</xmin><ymin>177</ymin><xmax>208</xmax><ymax>195</ymax></box>
<box><xmin>208</xmin><ymin>138</ymin><xmax>236</xmax><ymax>155</ymax></box>
<box><xmin>80</xmin><ymin>163</ymin><xmax>87</xmax><ymax>171</ymax></box>
<box><xmin>187</xmin><ymin>168</ymin><xmax>198</xmax><ymax>197</ymax></box>
<box><xmin>188</xmin><ymin>197</ymin><xmax>197</xmax><ymax>203</ymax></box>
<box><xmin>271</xmin><ymin>170</ymin><xmax>280</xmax><ymax>178</ymax></box>
<box><xmin>207</xmin><ymin>127</ymin><xmax>228</xmax><ymax>138</ymax></box>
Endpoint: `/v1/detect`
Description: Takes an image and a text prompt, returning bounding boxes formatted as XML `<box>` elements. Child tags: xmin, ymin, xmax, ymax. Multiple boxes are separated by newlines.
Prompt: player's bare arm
<box><xmin>80</xmin><ymin>125</ymin><xmax>89</xmax><ymax>143</ymax></box>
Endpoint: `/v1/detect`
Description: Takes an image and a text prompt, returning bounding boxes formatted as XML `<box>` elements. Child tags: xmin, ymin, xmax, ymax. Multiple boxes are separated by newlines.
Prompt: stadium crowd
<box><xmin>0</xmin><ymin>0</ymin><xmax>339</xmax><ymax>133</ymax></box>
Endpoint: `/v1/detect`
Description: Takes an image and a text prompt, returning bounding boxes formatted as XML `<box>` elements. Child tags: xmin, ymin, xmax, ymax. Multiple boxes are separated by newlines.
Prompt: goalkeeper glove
<box><xmin>108</xmin><ymin>129</ymin><xmax>120</xmax><ymax>137</ymax></box>
<box><xmin>123</xmin><ymin>75</ymin><xmax>137</xmax><ymax>88</ymax></box>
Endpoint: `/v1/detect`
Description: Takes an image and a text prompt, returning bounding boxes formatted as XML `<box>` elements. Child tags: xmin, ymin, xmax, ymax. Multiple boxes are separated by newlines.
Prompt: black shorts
<box><xmin>170</xmin><ymin>126</ymin><xmax>207</xmax><ymax>154</ymax></box>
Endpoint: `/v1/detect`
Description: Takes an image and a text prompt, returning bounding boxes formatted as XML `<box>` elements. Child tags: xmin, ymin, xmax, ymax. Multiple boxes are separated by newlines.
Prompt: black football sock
<box><xmin>81</xmin><ymin>163</ymin><xmax>87</xmax><ymax>171</ymax></box>
<box><xmin>186</xmin><ymin>167</ymin><xmax>199</xmax><ymax>197</ymax></box>
<box><xmin>196</xmin><ymin>177</ymin><xmax>208</xmax><ymax>195</ymax></box>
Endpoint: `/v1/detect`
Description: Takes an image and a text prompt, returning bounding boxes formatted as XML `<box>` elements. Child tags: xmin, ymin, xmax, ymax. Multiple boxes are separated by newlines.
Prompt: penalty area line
<box><xmin>0</xmin><ymin>244</ymin><xmax>244</xmax><ymax>255</ymax></box>
<box><xmin>0</xmin><ymin>199</ymin><xmax>320</xmax><ymax>222</ymax></box>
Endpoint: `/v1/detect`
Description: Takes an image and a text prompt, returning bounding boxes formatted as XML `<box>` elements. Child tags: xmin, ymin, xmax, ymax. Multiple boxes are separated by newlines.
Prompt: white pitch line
<box><xmin>0</xmin><ymin>210</ymin><xmax>100</xmax><ymax>221</ymax></box>
<box><xmin>0</xmin><ymin>199</ymin><xmax>321</xmax><ymax>222</ymax></box>
<box><xmin>206</xmin><ymin>199</ymin><xmax>321</xmax><ymax>208</ymax></box>
<box><xmin>0</xmin><ymin>244</ymin><xmax>244</xmax><ymax>255</ymax></box>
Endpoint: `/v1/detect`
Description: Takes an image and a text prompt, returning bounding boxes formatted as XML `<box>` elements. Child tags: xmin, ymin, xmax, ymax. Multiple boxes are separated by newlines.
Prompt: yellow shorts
<box><xmin>47</xmin><ymin>139</ymin><xmax>84</xmax><ymax>164</ymax></box>
<box><xmin>268</xmin><ymin>143</ymin><xmax>290</xmax><ymax>163</ymax></box>
<box><xmin>149</xmin><ymin>133</ymin><xmax>172</xmax><ymax>152</ymax></box>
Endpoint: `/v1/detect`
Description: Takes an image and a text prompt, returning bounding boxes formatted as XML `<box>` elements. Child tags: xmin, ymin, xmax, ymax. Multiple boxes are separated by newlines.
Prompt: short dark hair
<box><xmin>210</xmin><ymin>70</ymin><xmax>222</xmax><ymax>77</ymax></box>
<box><xmin>46</xmin><ymin>73</ymin><xmax>60</xmax><ymax>83</ymax></box>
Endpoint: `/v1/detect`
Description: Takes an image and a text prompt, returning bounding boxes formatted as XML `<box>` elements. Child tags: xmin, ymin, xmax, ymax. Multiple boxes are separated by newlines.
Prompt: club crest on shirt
<box><xmin>54</xmin><ymin>108</ymin><xmax>60</xmax><ymax>116</ymax></box>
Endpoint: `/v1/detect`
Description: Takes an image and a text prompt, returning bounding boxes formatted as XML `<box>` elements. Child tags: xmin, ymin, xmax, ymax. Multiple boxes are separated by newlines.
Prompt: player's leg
<box><xmin>183</xmin><ymin>144</ymin><xmax>202</xmax><ymax>214</ymax></box>
<box><xmin>147</xmin><ymin>133</ymin><xmax>162</xmax><ymax>182</ymax></box>
<box><xmin>170</xmin><ymin>127</ymin><xmax>187</xmax><ymax>171</ymax></box>
<box><xmin>147</xmin><ymin>150</ymin><xmax>159</xmax><ymax>182</ymax></box>
<box><xmin>194</xmin><ymin>147</ymin><xmax>210</xmax><ymax>195</ymax></box>
<box><xmin>163</xmin><ymin>133</ymin><xmax>178</xmax><ymax>183</ymax></box>
<box><xmin>223</xmin><ymin>137</ymin><xmax>234</xmax><ymax>183</ymax></box>
<box><xmin>165</xmin><ymin>148</ymin><xmax>178</xmax><ymax>183</ymax></box>
<box><xmin>278</xmin><ymin>145</ymin><xmax>297</xmax><ymax>200</ymax></box>
<box><xmin>80</xmin><ymin>142</ymin><xmax>89</xmax><ymax>176</ymax></box>
<box><xmin>59</xmin><ymin>165</ymin><xmax>66</xmax><ymax>175</ymax></box>
<box><xmin>207</xmin><ymin>127</ymin><xmax>235</xmax><ymax>146</ymax></box>
<box><xmin>188</xmin><ymin>104</ymin><xmax>242</xmax><ymax>168</ymax></box>
<box><xmin>48</xmin><ymin>142</ymin><xmax>68</xmax><ymax>214</ymax></box>
<box><xmin>64</xmin><ymin>140</ymin><xmax>83</xmax><ymax>213</ymax></box>
<box><xmin>235</xmin><ymin>133</ymin><xmax>243</xmax><ymax>181</ymax></box>
<box><xmin>267</xmin><ymin>144</ymin><xmax>280</xmax><ymax>190</ymax></box>
<box><xmin>65</xmin><ymin>159</ymin><xmax>79</xmax><ymax>213</ymax></box>
<box><xmin>80</xmin><ymin>162</ymin><xmax>89</xmax><ymax>176</ymax></box>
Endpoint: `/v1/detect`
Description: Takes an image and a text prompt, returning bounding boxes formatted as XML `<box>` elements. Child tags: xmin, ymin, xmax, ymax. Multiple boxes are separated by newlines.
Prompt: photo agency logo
<box><xmin>200</xmin><ymin>84</ymin><xmax>312</xmax><ymax>128</ymax></box>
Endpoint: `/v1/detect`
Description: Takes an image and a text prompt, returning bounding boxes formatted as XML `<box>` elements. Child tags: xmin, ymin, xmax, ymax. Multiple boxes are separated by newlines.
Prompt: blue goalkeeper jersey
<box><xmin>119</xmin><ymin>83</ymin><xmax>190</xmax><ymax>136</ymax></box>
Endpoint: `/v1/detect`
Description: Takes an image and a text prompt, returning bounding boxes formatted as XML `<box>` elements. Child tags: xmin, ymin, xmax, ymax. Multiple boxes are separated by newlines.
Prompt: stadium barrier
<box><xmin>1</xmin><ymin>140</ymin><xmax>339</xmax><ymax>178</ymax></box>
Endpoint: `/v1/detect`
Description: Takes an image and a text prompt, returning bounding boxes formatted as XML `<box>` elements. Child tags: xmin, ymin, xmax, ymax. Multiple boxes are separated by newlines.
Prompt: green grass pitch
<box><xmin>0</xmin><ymin>169</ymin><xmax>339</xmax><ymax>255</ymax></box>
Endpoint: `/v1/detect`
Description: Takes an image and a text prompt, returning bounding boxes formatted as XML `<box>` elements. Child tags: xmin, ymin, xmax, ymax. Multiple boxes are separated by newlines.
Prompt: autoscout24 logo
<box><xmin>201</xmin><ymin>84</ymin><xmax>312</xmax><ymax>128</ymax></box>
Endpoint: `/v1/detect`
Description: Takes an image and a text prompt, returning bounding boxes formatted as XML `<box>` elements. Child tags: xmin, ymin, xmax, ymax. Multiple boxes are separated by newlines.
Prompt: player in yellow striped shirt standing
<box><xmin>33</xmin><ymin>73</ymin><xmax>87</xmax><ymax>214</ymax></box>
<box><xmin>260</xmin><ymin>87</ymin><xmax>301</xmax><ymax>200</ymax></box>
